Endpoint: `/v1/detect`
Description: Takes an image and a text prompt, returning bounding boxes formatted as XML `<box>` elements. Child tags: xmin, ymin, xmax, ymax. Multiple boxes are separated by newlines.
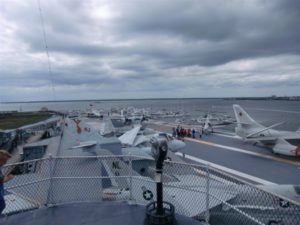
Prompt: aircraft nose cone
<box><xmin>168</xmin><ymin>139</ymin><xmax>186</xmax><ymax>152</ymax></box>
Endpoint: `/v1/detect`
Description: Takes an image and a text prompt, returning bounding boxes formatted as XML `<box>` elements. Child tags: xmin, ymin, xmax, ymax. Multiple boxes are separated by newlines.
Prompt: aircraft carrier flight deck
<box><xmin>147</xmin><ymin>122</ymin><xmax>300</xmax><ymax>185</ymax></box>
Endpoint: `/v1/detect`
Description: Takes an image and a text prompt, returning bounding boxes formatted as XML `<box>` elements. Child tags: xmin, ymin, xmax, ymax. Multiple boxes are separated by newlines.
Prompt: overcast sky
<box><xmin>1</xmin><ymin>0</ymin><xmax>300</xmax><ymax>101</ymax></box>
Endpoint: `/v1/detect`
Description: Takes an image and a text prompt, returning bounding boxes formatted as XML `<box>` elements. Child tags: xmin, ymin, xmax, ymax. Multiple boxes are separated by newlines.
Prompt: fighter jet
<box><xmin>197</xmin><ymin>113</ymin><xmax>235</xmax><ymax>134</ymax></box>
<box><xmin>87</xmin><ymin>109</ymin><xmax>103</xmax><ymax>118</ymax></box>
<box><xmin>118</xmin><ymin>125</ymin><xmax>186</xmax><ymax>153</ymax></box>
<box><xmin>233</xmin><ymin>104</ymin><xmax>300</xmax><ymax>156</ymax></box>
<box><xmin>202</xmin><ymin>114</ymin><xmax>214</xmax><ymax>134</ymax></box>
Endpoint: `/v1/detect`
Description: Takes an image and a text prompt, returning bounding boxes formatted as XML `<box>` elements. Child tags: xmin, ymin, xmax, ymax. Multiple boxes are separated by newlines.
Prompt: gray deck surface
<box><xmin>0</xmin><ymin>202</ymin><xmax>204</xmax><ymax>225</ymax></box>
<box><xmin>148</xmin><ymin>123</ymin><xmax>300</xmax><ymax>185</ymax></box>
<box><xmin>183</xmin><ymin>139</ymin><xmax>300</xmax><ymax>184</ymax></box>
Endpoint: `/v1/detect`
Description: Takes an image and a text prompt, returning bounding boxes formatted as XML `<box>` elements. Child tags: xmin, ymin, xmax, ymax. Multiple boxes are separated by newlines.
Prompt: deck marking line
<box><xmin>175</xmin><ymin>152</ymin><xmax>276</xmax><ymax>185</ymax></box>
<box><xmin>185</xmin><ymin>137</ymin><xmax>300</xmax><ymax>167</ymax></box>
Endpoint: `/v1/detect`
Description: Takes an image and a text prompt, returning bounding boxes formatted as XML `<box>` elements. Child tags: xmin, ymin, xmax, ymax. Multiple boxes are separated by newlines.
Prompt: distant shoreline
<box><xmin>1</xmin><ymin>96</ymin><xmax>300</xmax><ymax>104</ymax></box>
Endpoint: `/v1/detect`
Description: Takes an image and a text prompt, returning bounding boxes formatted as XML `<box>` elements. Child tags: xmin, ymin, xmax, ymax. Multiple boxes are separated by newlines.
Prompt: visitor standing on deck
<box><xmin>192</xmin><ymin>128</ymin><xmax>196</xmax><ymax>138</ymax></box>
<box><xmin>0</xmin><ymin>150</ymin><xmax>13</xmax><ymax>215</ymax></box>
<box><xmin>199</xmin><ymin>127</ymin><xmax>203</xmax><ymax>138</ymax></box>
<box><xmin>172</xmin><ymin>127</ymin><xmax>176</xmax><ymax>138</ymax></box>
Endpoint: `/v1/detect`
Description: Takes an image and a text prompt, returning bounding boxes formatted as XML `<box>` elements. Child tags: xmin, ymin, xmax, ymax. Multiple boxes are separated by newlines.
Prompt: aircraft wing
<box><xmin>246</xmin><ymin>132</ymin><xmax>300</xmax><ymax>143</ymax></box>
<box><xmin>247</xmin><ymin>136</ymin><xmax>277</xmax><ymax>142</ymax></box>
<box><xmin>118</xmin><ymin>125</ymin><xmax>141</xmax><ymax>146</ymax></box>
<box><xmin>122</xmin><ymin>147</ymin><xmax>153</xmax><ymax>158</ymax></box>
<box><xmin>282</xmin><ymin>133</ymin><xmax>300</xmax><ymax>140</ymax></box>
<box><xmin>130</xmin><ymin>174</ymin><xmax>237</xmax><ymax>217</ymax></box>
<box><xmin>246</xmin><ymin>121</ymin><xmax>285</xmax><ymax>138</ymax></box>
<box><xmin>119</xmin><ymin>148</ymin><xmax>238</xmax><ymax>217</ymax></box>
<box><xmin>259</xmin><ymin>184</ymin><xmax>300</xmax><ymax>205</ymax></box>
<box><xmin>133</xmin><ymin>135</ymin><xmax>149</xmax><ymax>147</ymax></box>
<box><xmin>71</xmin><ymin>140</ymin><xmax>97</xmax><ymax>149</ymax></box>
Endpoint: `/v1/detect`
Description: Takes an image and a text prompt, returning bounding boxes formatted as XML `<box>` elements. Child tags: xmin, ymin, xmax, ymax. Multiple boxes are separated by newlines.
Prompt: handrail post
<box><xmin>46</xmin><ymin>154</ymin><xmax>54</xmax><ymax>205</ymax></box>
<box><xmin>205</xmin><ymin>164</ymin><xmax>210</xmax><ymax>224</ymax></box>
<box><xmin>129</xmin><ymin>153</ymin><xmax>133</xmax><ymax>202</ymax></box>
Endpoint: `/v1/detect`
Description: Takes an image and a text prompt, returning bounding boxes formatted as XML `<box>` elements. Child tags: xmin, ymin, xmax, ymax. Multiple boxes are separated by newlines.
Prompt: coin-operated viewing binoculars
<box><xmin>144</xmin><ymin>137</ymin><xmax>175</xmax><ymax>225</ymax></box>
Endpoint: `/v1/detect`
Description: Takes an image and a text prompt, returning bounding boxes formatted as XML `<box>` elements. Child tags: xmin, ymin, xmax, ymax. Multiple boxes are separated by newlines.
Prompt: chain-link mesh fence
<box><xmin>2</xmin><ymin>155</ymin><xmax>300</xmax><ymax>225</ymax></box>
<box><xmin>2</xmin><ymin>158</ymin><xmax>51</xmax><ymax>214</ymax></box>
<box><xmin>166</xmin><ymin>160</ymin><xmax>300</xmax><ymax>225</ymax></box>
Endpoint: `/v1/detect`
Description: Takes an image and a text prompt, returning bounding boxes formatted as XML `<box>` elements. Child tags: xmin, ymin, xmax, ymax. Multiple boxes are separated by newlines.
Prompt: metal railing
<box><xmin>2</xmin><ymin>155</ymin><xmax>300</xmax><ymax>225</ymax></box>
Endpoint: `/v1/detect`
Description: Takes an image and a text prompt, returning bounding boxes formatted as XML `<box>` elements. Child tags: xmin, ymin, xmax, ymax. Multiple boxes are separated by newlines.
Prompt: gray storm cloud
<box><xmin>0</xmin><ymin>0</ymin><xmax>300</xmax><ymax>101</ymax></box>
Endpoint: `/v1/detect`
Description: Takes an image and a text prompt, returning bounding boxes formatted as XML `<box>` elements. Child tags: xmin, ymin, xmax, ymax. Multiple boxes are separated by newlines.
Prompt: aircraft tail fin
<box><xmin>233</xmin><ymin>105</ymin><xmax>262</xmax><ymax>128</ymax></box>
<box><xmin>203</xmin><ymin>115</ymin><xmax>210</xmax><ymax>130</ymax></box>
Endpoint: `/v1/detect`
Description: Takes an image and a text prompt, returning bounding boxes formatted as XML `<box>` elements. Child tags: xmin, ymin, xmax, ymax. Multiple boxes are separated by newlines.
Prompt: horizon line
<box><xmin>1</xmin><ymin>96</ymin><xmax>299</xmax><ymax>104</ymax></box>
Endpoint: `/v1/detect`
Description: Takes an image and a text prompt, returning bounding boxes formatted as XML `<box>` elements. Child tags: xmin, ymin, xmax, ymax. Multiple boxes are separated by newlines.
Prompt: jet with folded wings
<box><xmin>233</xmin><ymin>104</ymin><xmax>300</xmax><ymax>156</ymax></box>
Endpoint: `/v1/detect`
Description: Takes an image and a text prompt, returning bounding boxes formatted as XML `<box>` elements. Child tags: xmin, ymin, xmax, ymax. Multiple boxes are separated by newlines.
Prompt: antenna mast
<box><xmin>37</xmin><ymin>0</ymin><xmax>56</xmax><ymax>100</ymax></box>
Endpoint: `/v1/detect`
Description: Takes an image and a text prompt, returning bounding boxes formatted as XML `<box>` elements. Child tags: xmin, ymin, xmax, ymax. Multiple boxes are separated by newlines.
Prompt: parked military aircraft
<box><xmin>202</xmin><ymin>114</ymin><xmax>214</xmax><ymax>134</ymax></box>
<box><xmin>87</xmin><ymin>109</ymin><xmax>103</xmax><ymax>118</ymax></box>
<box><xmin>197</xmin><ymin>113</ymin><xmax>234</xmax><ymax>134</ymax></box>
<box><xmin>233</xmin><ymin>104</ymin><xmax>300</xmax><ymax>156</ymax></box>
<box><xmin>118</xmin><ymin>125</ymin><xmax>186</xmax><ymax>153</ymax></box>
